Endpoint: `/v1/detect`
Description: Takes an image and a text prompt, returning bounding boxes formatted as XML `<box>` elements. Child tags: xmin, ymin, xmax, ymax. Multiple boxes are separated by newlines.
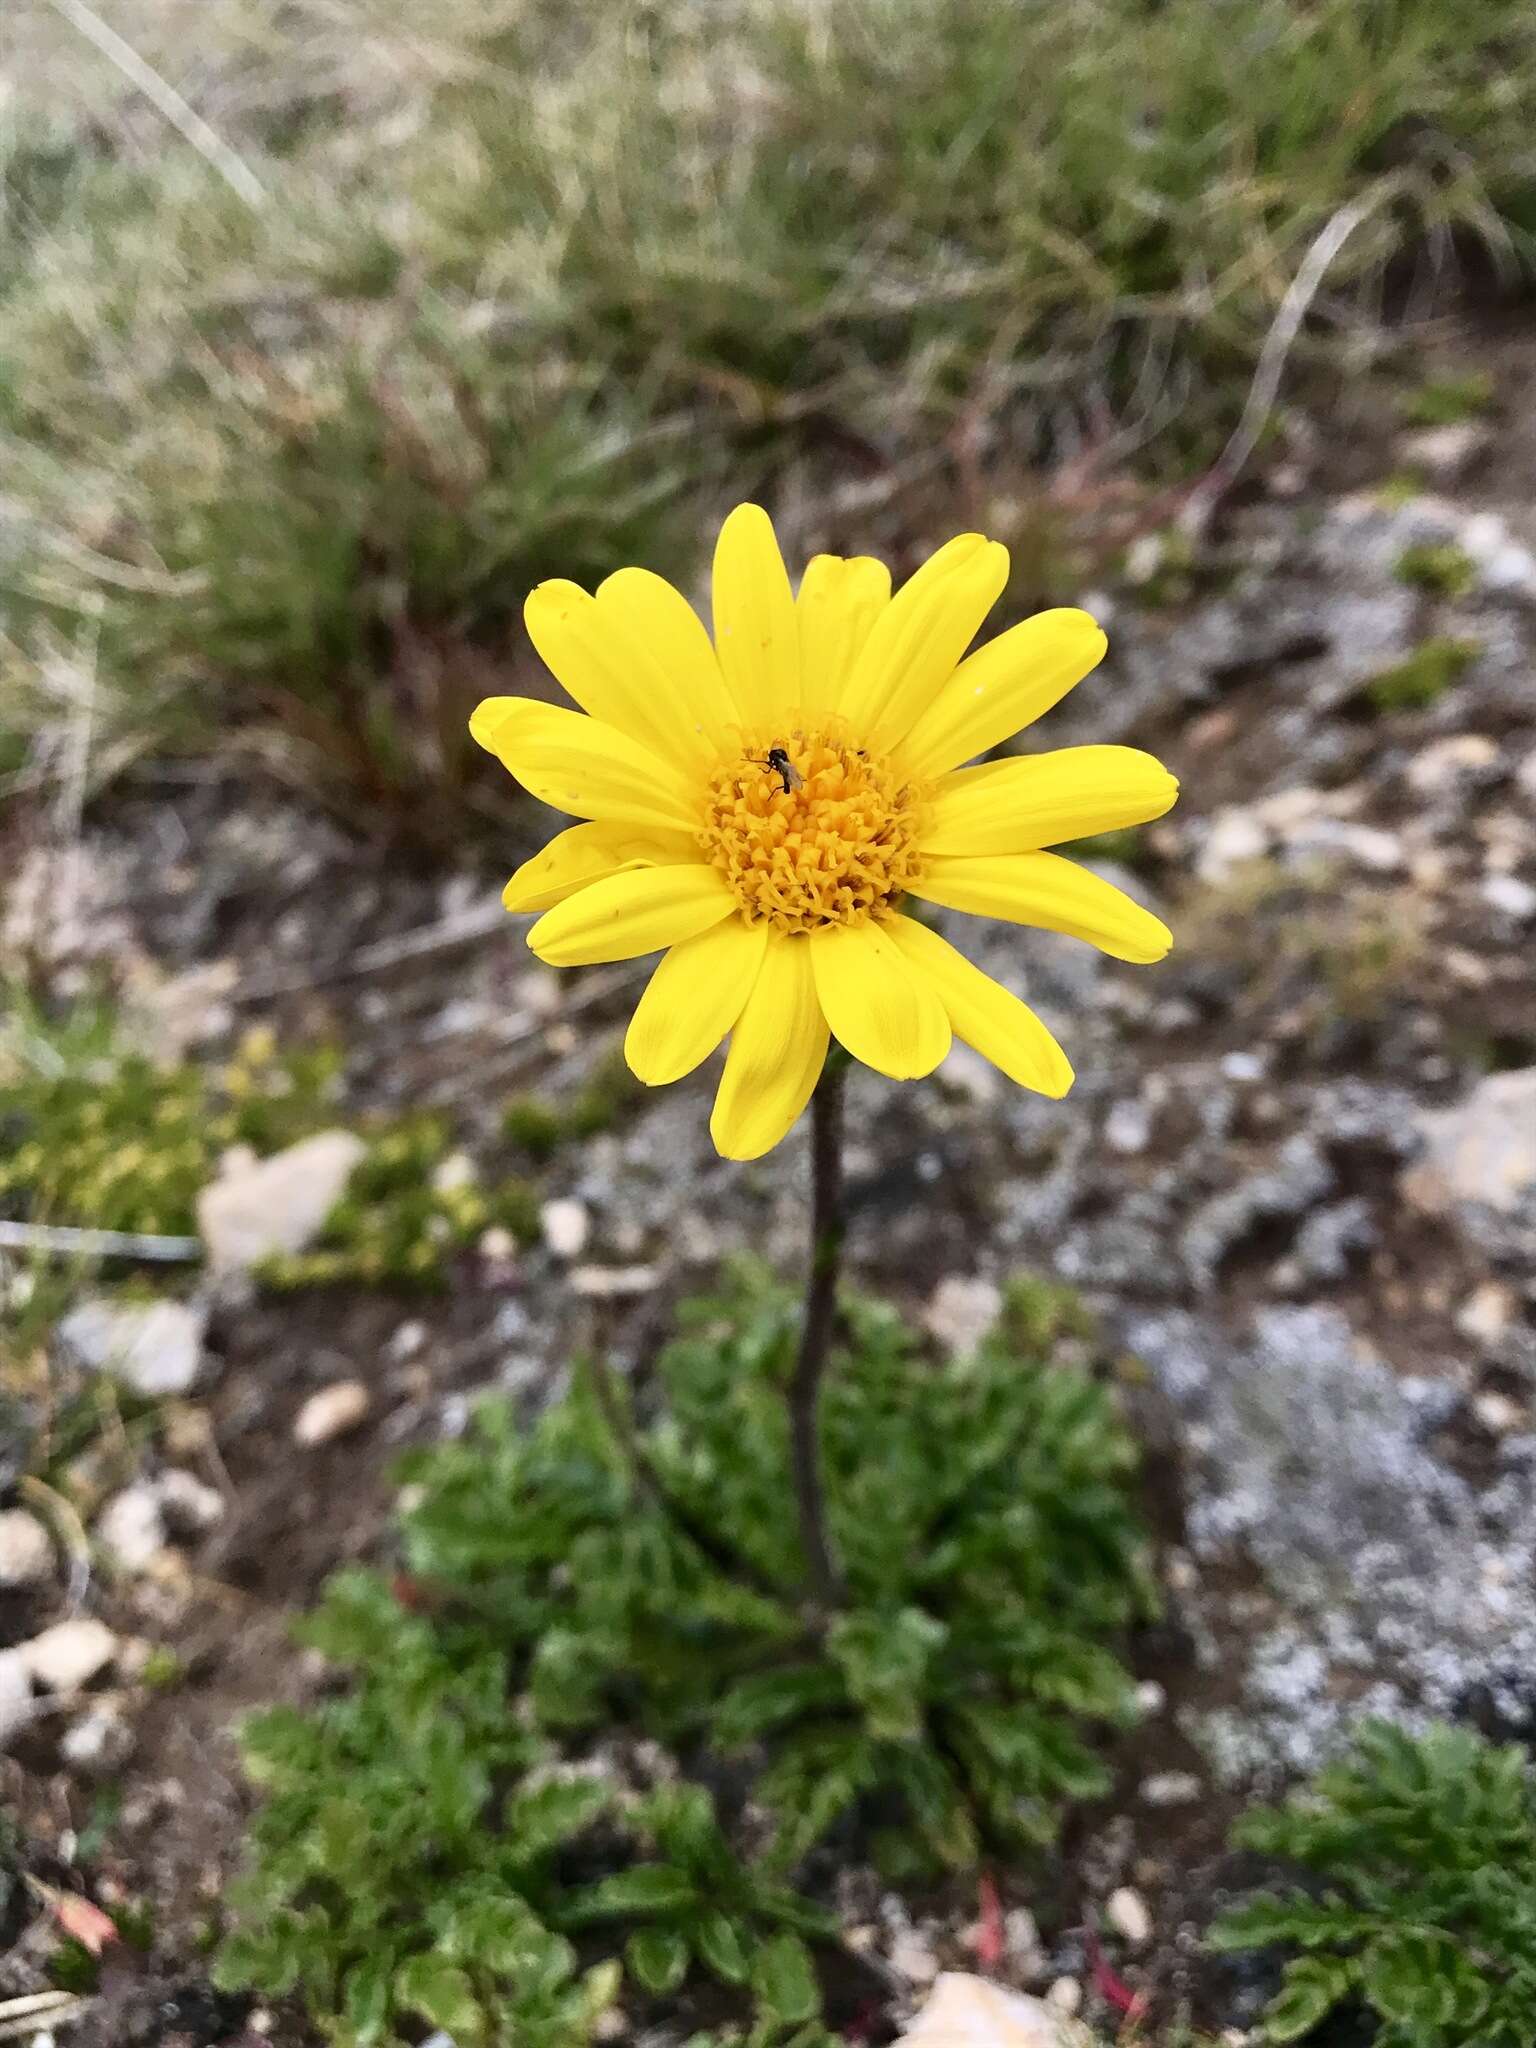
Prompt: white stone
<box><xmin>431</xmin><ymin>1149</ymin><xmax>478</xmax><ymax>1194</ymax></box>
<box><xmin>903</xmin><ymin>1972</ymin><xmax>1090</xmax><ymax>2048</ymax></box>
<box><xmin>478</xmin><ymin>1226</ymin><xmax>518</xmax><ymax>1263</ymax></box>
<box><xmin>154</xmin><ymin>1470</ymin><xmax>225</xmax><ymax>1532</ymax></box>
<box><xmin>1400</xmin><ymin>422</ymin><xmax>1488</xmax><ymax>482</ymax></box>
<box><xmin>1044</xmin><ymin>1979</ymin><xmax>1083</xmax><ymax>2016</ymax></box>
<box><xmin>58</xmin><ymin>1297</ymin><xmax>206</xmax><ymax>1397</ymax></box>
<box><xmin>568</xmin><ymin>1264</ymin><xmax>659</xmax><ymax>1298</ymax></box>
<box><xmin>197</xmin><ymin>1130</ymin><xmax>367</xmax><ymax>1273</ymax></box>
<box><xmin>541</xmin><ymin>1198</ymin><xmax>591</xmax><ymax>1259</ymax></box>
<box><xmin>1104</xmin><ymin>1097</ymin><xmax>1153</xmax><ymax>1155</ymax></box>
<box><xmin>1482</xmin><ymin>873</ymin><xmax>1536</xmax><ymax>920</ymax></box>
<box><xmin>1405</xmin><ymin>734</ymin><xmax>1498</xmax><ymax>794</ymax></box>
<box><xmin>1140</xmin><ymin>1769</ymin><xmax>1203</xmax><ymax>1806</ymax></box>
<box><xmin>1457</xmin><ymin>1282</ymin><xmax>1517</xmax><ymax>1346</ymax></box>
<box><xmin>939</xmin><ymin>1043</ymin><xmax>1000</xmax><ymax>1107</ymax></box>
<box><xmin>1284</xmin><ymin>818</ymin><xmax>1404</xmax><ymax>873</ymax></box>
<box><xmin>96</xmin><ymin>1486</ymin><xmax>169</xmax><ymax>1572</ymax></box>
<box><xmin>19</xmin><ymin>1618</ymin><xmax>118</xmax><ymax>1692</ymax></box>
<box><xmin>1403</xmin><ymin>1069</ymin><xmax>1536</xmax><ymax>1215</ymax></box>
<box><xmin>923</xmin><ymin>1275</ymin><xmax>1003</xmax><ymax>1356</ymax></box>
<box><xmin>1197</xmin><ymin>808</ymin><xmax>1268</xmax><ymax>883</ymax></box>
<box><xmin>293</xmin><ymin>1380</ymin><xmax>371</xmax><ymax>1447</ymax></box>
<box><xmin>1134</xmin><ymin>1679</ymin><xmax>1168</xmax><ymax>1715</ymax></box>
<box><xmin>0</xmin><ymin>1509</ymin><xmax>52</xmax><ymax>1587</ymax></box>
<box><xmin>889</xmin><ymin>1929</ymin><xmax>941</xmax><ymax>1985</ymax></box>
<box><xmin>1517</xmin><ymin>745</ymin><xmax>1536</xmax><ymax>803</ymax></box>
<box><xmin>1219</xmin><ymin>1051</ymin><xmax>1266</xmax><ymax>1084</ymax></box>
<box><xmin>61</xmin><ymin>1704</ymin><xmax>134</xmax><ymax>1773</ymax></box>
<box><xmin>0</xmin><ymin>1649</ymin><xmax>34</xmax><ymax>1748</ymax></box>
<box><xmin>1473</xmin><ymin>1392</ymin><xmax>1524</xmax><ymax>1435</ymax></box>
<box><xmin>1105</xmin><ymin>1885</ymin><xmax>1152</xmax><ymax>1946</ymax></box>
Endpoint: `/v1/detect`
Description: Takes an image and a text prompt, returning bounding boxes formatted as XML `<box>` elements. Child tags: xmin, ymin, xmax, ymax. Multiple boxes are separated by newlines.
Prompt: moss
<box><xmin>1364</xmin><ymin>636</ymin><xmax>1479</xmax><ymax>713</ymax></box>
<box><xmin>1400</xmin><ymin>370</ymin><xmax>1496</xmax><ymax>426</ymax></box>
<box><xmin>503</xmin><ymin>1052</ymin><xmax>644</xmax><ymax>1159</ymax></box>
<box><xmin>1394</xmin><ymin>543</ymin><xmax>1477</xmax><ymax>599</ymax></box>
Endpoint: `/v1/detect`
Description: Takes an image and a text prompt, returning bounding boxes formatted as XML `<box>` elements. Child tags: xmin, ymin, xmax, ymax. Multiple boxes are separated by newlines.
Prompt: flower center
<box><xmin>699</xmin><ymin>721</ymin><xmax>927</xmax><ymax>935</ymax></box>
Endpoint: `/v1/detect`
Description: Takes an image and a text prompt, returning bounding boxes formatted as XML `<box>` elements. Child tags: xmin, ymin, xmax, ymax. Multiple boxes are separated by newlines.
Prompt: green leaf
<box><xmin>394</xmin><ymin>1954</ymin><xmax>482</xmax><ymax>2036</ymax></box>
<box><xmin>1361</xmin><ymin>1930</ymin><xmax>1488</xmax><ymax>2029</ymax></box>
<box><xmin>342</xmin><ymin>1956</ymin><xmax>393</xmax><ymax>2043</ymax></box>
<box><xmin>751</xmin><ymin>1934</ymin><xmax>821</xmax><ymax>2025</ymax></box>
<box><xmin>694</xmin><ymin>1910</ymin><xmax>752</xmax><ymax>1984</ymax></box>
<box><xmin>626</xmin><ymin>1927</ymin><xmax>690</xmax><ymax>1995</ymax></box>
<box><xmin>504</xmin><ymin>1777</ymin><xmax>610</xmax><ymax>1859</ymax></box>
<box><xmin>828</xmin><ymin>1608</ymin><xmax>946</xmax><ymax>1743</ymax></box>
<box><xmin>1263</xmin><ymin>1956</ymin><xmax>1357</xmax><ymax>2042</ymax></box>
<box><xmin>564</xmin><ymin>1864</ymin><xmax>698</xmax><ymax>1921</ymax></box>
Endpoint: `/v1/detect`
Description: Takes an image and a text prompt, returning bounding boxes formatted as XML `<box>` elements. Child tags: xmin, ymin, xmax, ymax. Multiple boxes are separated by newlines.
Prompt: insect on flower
<box><xmin>472</xmin><ymin>505</ymin><xmax>1178</xmax><ymax>1160</ymax></box>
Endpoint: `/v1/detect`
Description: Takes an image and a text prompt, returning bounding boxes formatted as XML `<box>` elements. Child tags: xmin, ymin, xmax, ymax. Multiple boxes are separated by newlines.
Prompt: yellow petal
<box><xmin>501</xmin><ymin>821</ymin><xmax>701</xmax><ymax>914</ymax></box>
<box><xmin>838</xmin><ymin>533</ymin><xmax>1010</xmax><ymax>749</ymax></box>
<box><xmin>709</xmin><ymin>936</ymin><xmax>828</xmax><ymax>1160</ymax></box>
<box><xmin>912</xmin><ymin>851</ymin><xmax>1172</xmax><ymax>963</ymax></box>
<box><xmin>809</xmin><ymin>919</ymin><xmax>951</xmax><ymax>1079</ymax></box>
<box><xmin>712</xmin><ymin>503</ymin><xmax>800</xmax><ymax>728</ymax></box>
<box><xmin>923</xmin><ymin>746</ymin><xmax>1179</xmax><ymax>857</ymax></box>
<box><xmin>624</xmin><ymin>916</ymin><xmax>768</xmax><ymax>1085</ymax></box>
<box><xmin>528</xmin><ymin>577</ymin><xmax>724</xmax><ymax>770</ymax></box>
<box><xmin>527</xmin><ymin>865</ymin><xmax>736</xmax><ymax>967</ymax></box>
<box><xmin>796</xmin><ymin>554</ymin><xmax>891</xmax><ymax>721</ymax></box>
<box><xmin>899</xmin><ymin>610</ymin><xmax>1108</xmax><ymax>780</ymax></box>
<box><xmin>595</xmin><ymin>566</ymin><xmax>737</xmax><ymax>756</ymax></box>
<box><xmin>887</xmin><ymin>916</ymin><xmax>1073</xmax><ymax>1097</ymax></box>
<box><xmin>469</xmin><ymin>696</ymin><xmax>699</xmax><ymax>835</ymax></box>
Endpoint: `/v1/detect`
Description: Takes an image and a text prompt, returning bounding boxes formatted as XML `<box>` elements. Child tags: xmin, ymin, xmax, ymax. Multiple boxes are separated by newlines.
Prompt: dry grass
<box><xmin>2</xmin><ymin>0</ymin><xmax>1534</xmax><ymax>830</ymax></box>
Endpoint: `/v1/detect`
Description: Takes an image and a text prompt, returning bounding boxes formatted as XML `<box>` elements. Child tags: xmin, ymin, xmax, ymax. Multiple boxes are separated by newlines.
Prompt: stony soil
<box><xmin>2</xmin><ymin>319</ymin><xmax>1534</xmax><ymax>2045</ymax></box>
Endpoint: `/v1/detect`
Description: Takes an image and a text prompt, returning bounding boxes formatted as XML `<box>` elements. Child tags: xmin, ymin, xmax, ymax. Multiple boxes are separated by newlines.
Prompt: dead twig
<box><xmin>0</xmin><ymin>1220</ymin><xmax>202</xmax><ymax>1262</ymax></box>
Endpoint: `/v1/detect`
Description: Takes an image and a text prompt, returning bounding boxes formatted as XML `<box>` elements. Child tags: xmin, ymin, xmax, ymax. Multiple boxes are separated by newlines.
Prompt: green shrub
<box><xmin>1210</xmin><ymin>1719</ymin><xmax>1536</xmax><ymax>2046</ymax></box>
<box><xmin>217</xmin><ymin>1266</ymin><xmax>1148</xmax><ymax>2040</ymax></box>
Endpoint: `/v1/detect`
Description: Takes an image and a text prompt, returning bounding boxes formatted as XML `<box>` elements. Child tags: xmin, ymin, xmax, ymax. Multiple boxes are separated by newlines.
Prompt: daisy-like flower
<box><xmin>472</xmin><ymin>506</ymin><xmax>1176</xmax><ymax>1160</ymax></box>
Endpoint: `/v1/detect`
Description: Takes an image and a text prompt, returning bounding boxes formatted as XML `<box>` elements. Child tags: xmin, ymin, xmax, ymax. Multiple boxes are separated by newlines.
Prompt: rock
<box><xmin>889</xmin><ymin>1929</ymin><xmax>941</xmax><ymax>1985</ymax></box>
<box><xmin>430</xmin><ymin>1149</ymin><xmax>478</xmax><ymax>1194</ymax></box>
<box><xmin>1105</xmin><ymin>1886</ymin><xmax>1152</xmax><ymax>1946</ymax></box>
<box><xmin>58</xmin><ymin>1297</ymin><xmax>206</xmax><ymax>1397</ymax></box>
<box><xmin>1003</xmin><ymin>1907</ymin><xmax>1044</xmax><ymax>1974</ymax></box>
<box><xmin>20</xmin><ymin>1618</ymin><xmax>117</xmax><ymax>1692</ymax></box>
<box><xmin>0</xmin><ymin>1508</ymin><xmax>53</xmax><ymax>1587</ymax></box>
<box><xmin>293</xmin><ymin>1380</ymin><xmax>371</xmax><ymax>1447</ymax></box>
<box><xmin>153</xmin><ymin>1469</ymin><xmax>225</xmax><ymax>1533</ymax></box>
<box><xmin>568</xmin><ymin>1264</ymin><xmax>658</xmax><ymax>1298</ymax></box>
<box><xmin>1405</xmin><ymin>733</ymin><xmax>1499</xmax><ymax>795</ymax></box>
<box><xmin>541</xmin><ymin>1198</ymin><xmax>591</xmax><ymax>1259</ymax></box>
<box><xmin>61</xmin><ymin>1704</ymin><xmax>134</xmax><ymax>1774</ymax></box>
<box><xmin>1140</xmin><ymin>1769</ymin><xmax>1203</xmax><ymax>1806</ymax></box>
<box><xmin>478</xmin><ymin>1225</ymin><xmax>518</xmax><ymax>1265</ymax></box>
<box><xmin>1104</xmin><ymin>1097</ymin><xmax>1153</xmax><ymax>1155</ymax></box>
<box><xmin>1135</xmin><ymin>1680</ymin><xmax>1167</xmax><ymax>1715</ymax></box>
<box><xmin>1197</xmin><ymin>808</ymin><xmax>1268</xmax><ymax>883</ymax></box>
<box><xmin>923</xmin><ymin>1275</ymin><xmax>1003</xmax><ymax>1356</ymax></box>
<box><xmin>1483</xmin><ymin>873</ymin><xmax>1536</xmax><ymax>920</ymax></box>
<box><xmin>197</xmin><ymin>1130</ymin><xmax>367</xmax><ymax>1273</ymax></box>
<box><xmin>96</xmin><ymin>1486</ymin><xmax>169</xmax><ymax>1572</ymax></box>
<box><xmin>903</xmin><ymin>1973</ymin><xmax>1091</xmax><ymax>2048</ymax></box>
<box><xmin>1459</xmin><ymin>512</ymin><xmax>1536</xmax><ymax>599</ymax></box>
<box><xmin>1282</xmin><ymin>817</ymin><xmax>1404</xmax><ymax>873</ymax></box>
<box><xmin>1457</xmin><ymin>1282</ymin><xmax>1517</xmax><ymax>1346</ymax></box>
<box><xmin>1402</xmin><ymin>1070</ymin><xmax>1536</xmax><ymax>1215</ymax></box>
<box><xmin>1473</xmin><ymin>1391</ymin><xmax>1524</xmax><ymax>1435</ymax></box>
<box><xmin>1399</xmin><ymin>422</ymin><xmax>1489</xmax><ymax>483</ymax></box>
<box><xmin>0</xmin><ymin>1649</ymin><xmax>34</xmax><ymax>1747</ymax></box>
<box><xmin>1044</xmin><ymin>1979</ymin><xmax>1082</xmax><ymax>2017</ymax></box>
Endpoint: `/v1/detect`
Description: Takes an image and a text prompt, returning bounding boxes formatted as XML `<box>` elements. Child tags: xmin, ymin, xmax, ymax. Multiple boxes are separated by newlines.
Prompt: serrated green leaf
<box><xmin>626</xmin><ymin>1926</ymin><xmax>690</xmax><ymax>1995</ymax></box>
<box><xmin>751</xmin><ymin>1933</ymin><xmax>821</xmax><ymax>2025</ymax></box>
<box><xmin>564</xmin><ymin>1863</ymin><xmax>698</xmax><ymax>1921</ymax></box>
<box><xmin>1263</xmin><ymin>1956</ymin><xmax>1357</xmax><ymax>2042</ymax></box>
<box><xmin>341</xmin><ymin>1955</ymin><xmax>393</xmax><ymax>2042</ymax></box>
<box><xmin>393</xmin><ymin>1954</ymin><xmax>482</xmax><ymax>2035</ymax></box>
<box><xmin>504</xmin><ymin>1776</ymin><xmax>609</xmax><ymax>1858</ymax></box>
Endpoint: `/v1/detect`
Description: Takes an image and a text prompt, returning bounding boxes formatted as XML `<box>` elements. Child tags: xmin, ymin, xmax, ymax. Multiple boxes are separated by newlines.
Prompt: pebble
<box><xmin>1403</xmin><ymin>1068</ymin><xmax>1536</xmax><ymax>1215</ymax></box>
<box><xmin>1405</xmin><ymin>733</ymin><xmax>1499</xmax><ymax>794</ymax></box>
<box><xmin>61</xmin><ymin>1704</ymin><xmax>134</xmax><ymax>1774</ymax></box>
<box><xmin>903</xmin><ymin>1973</ymin><xmax>1088</xmax><ymax>2047</ymax></box>
<box><xmin>478</xmin><ymin>1225</ymin><xmax>518</xmax><ymax>1264</ymax></box>
<box><xmin>1197</xmin><ymin>808</ymin><xmax>1267</xmax><ymax>883</ymax></box>
<box><xmin>1135</xmin><ymin>1679</ymin><xmax>1168</xmax><ymax>1715</ymax></box>
<box><xmin>923</xmin><ymin>1275</ymin><xmax>1003</xmax><ymax>1356</ymax></box>
<box><xmin>1457</xmin><ymin>1282</ymin><xmax>1517</xmax><ymax>1346</ymax></box>
<box><xmin>389</xmin><ymin>1319</ymin><xmax>428</xmax><ymax>1360</ymax></box>
<box><xmin>1104</xmin><ymin>1097</ymin><xmax>1153</xmax><ymax>1155</ymax></box>
<box><xmin>889</xmin><ymin>1930</ymin><xmax>941</xmax><ymax>1985</ymax></box>
<box><xmin>1482</xmin><ymin>873</ymin><xmax>1536</xmax><ymax>920</ymax></box>
<box><xmin>0</xmin><ymin>1508</ymin><xmax>53</xmax><ymax>1587</ymax></box>
<box><xmin>568</xmin><ymin>1264</ymin><xmax>658</xmax><ymax>1298</ymax></box>
<box><xmin>430</xmin><ymin>1149</ymin><xmax>478</xmax><ymax>1193</ymax></box>
<box><xmin>1219</xmin><ymin>1051</ymin><xmax>1266</xmax><ymax>1084</ymax></box>
<box><xmin>1473</xmin><ymin>1391</ymin><xmax>1524</xmax><ymax>1435</ymax></box>
<box><xmin>197</xmin><ymin>1130</ymin><xmax>367</xmax><ymax>1273</ymax></box>
<box><xmin>293</xmin><ymin>1380</ymin><xmax>371</xmax><ymax>1447</ymax></box>
<box><xmin>1044</xmin><ymin>1977</ymin><xmax>1083</xmax><ymax>2015</ymax></box>
<box><xmin>20</xmin><ymin>1618</ymin><xmax>118</xmax><ymax>1692</ymax></box>
<box><xmin>1140</xmin><ymin>1769</ymin><xmax>1203</xmax><ymax>1806</ymax></box>
<box><xmin>1399</xmin><ymin>422</ymin><xmax>1489</xmax><ymax>483</ymax></box>
<box><xmin>0</xmin><ymin>1649</ymin><xmax>34</xmax><ymax>1747</ymax></box>
<box><xmin>541</xmin><ymin>1197</ymin><xmax>591</xmax><ymax>1259</ymax></box>
<box><xmin>154</xmin><ymin>1469</ymin><xmax>225</xmax><ymax>1533</ymax></box>
<box><xmin>58</xmin><ymin>1297</ymin><xmax>206</xmax><ymax>1397</ymax></box>
<box><xmin>1105</xmin><ymin>1886</ymin><xmax>1152</xmax><ymax>1946</ymax></box>
<box><xmin>97</xmin><ymin>1485</ymin><xmax>169</xmax><ymax>1571</ymax></box>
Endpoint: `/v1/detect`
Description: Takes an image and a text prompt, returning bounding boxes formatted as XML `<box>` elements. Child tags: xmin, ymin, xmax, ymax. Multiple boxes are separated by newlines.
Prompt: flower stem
<box><xmin>788</xmin><ymin>1051</ymin><xmax>848</xmax><ymax>1607</ymax></box>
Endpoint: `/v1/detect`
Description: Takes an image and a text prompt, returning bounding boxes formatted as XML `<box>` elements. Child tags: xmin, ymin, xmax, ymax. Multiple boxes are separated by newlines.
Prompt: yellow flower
<box><xmin>472</xmin><ymin>506</ymin><xmax>1176</xmax><ymax>1160</ymax></box>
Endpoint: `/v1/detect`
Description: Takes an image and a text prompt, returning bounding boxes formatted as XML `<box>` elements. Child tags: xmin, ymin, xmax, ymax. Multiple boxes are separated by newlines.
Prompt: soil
<box><xmin>3</xmin><ymin>312</ymin><xmax>1536</xmax><ymax>2045</ymax></box>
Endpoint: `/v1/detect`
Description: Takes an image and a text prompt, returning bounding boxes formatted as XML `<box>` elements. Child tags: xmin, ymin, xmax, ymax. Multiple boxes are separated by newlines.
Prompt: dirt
<box><xmin>3</xmin><ymin>314</ymin><xmax>1536</xmax><ymax>2042</ymax></box>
